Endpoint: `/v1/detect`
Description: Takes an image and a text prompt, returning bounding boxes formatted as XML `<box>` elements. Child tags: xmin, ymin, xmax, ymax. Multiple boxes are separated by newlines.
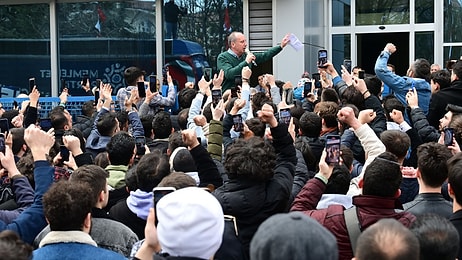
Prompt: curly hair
<box><xmin>69</xmin><ymin>165</ymin><xmax>109</xmax><ymax>206</ymax></box>
<box><xmin>43</xmin><ymin>181</ymin><xmax>94</xmax><ymax>231</ymax></box>
<box><xmin>224</xmin><ymin>137</ymin><xmax>276</xmax><ymax>181</ymax></box>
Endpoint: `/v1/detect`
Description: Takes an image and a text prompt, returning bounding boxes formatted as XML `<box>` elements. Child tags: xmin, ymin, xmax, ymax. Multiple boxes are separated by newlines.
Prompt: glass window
<box><xmin>444</xmin><ymin>0</ymin><xmax>462</xmax><ymax>43</ymax></box>
<box><xmin>332</xmin><ymin>34</ymin><xmax>351</xmax><ymax>73</ymax></box>
<box><xmin>415</xmin><ymin>0</ymin><xmax>433</xmax><ymax>23</ymax></box>
<box><xmin>444</xmin><ymin>46</ymin><xmax>462</xmax><ymax>62</ymax></box>
<box><xmin>356</xmin><ymin>0</ymin><xmax>409</xmax><ymax>26</ymax></box>
<box><xmin>0</xmin><ymin>4</ymin><xmax>51</xmax><ymax>96</ymax></box>
<box><xmin>332</xmin><ymin>0</ymin><xmax>351</xmax><ymax>26</ymax></box>
<box><xmin>415</xmin><ymin>31</ymin><xmax>434</xmax><ymax>63</ymax></box>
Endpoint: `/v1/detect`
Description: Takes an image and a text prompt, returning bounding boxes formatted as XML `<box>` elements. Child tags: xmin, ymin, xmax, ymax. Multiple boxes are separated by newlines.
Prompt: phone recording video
<box><xmin>279</xmin><ymin>108</ymin><xmax>291</xmax><ymax>125</ymax></box>
<box><xmin>0</xmin><ymin>134</ymin><xmax>5</xmax><ymax>154</ymax></box>
<box><xmin>444</xmin><ymin>128</ymin><xmax>454</xmax><ymax>146</ymax></box>
<box><xmin>232</xmin><ymin>114</ymin><xmax>244</xmax><ymax>132</ymax></box>
<box><xmin>204</xmin><ymin>68</ymin><xmax>212</xmax><ymax>81</ymax></box>
<box><xmin>29</xmin><ymin>78</ymin><xmax>36</xmax><ymax>92</ymax></box>
<box><xmin>358</xmin><ymin>70</ymin><xmax>365</xmax><ymax>79</ymax></box>
<box><xmin>153</xmin><ymin>187</ymin><xmax>176</xmax><ymax>225</ymax></box>
<box><xmin>312</xmin><ymin>73</ymin><xmax>322</xmax><ymax>89</ymax></box>
<box><xmin>94</xmin><ymin>89</ymin><xmax>100</xmax><ymax>104</ymax></box>
<box><xmin>212</xmin><ymin>89</ymin><xmax>222</xmax><ymax>107</ymax></box>
<box><xmin>325</xmin><ymin>135</ymin><xmax>341</xmax><ymax>165</ymax></box>
<box><xmin>137</xmin><ymin>82</ymin><xmax>146</xmax><ymax>98</ymax></box>
<box><xmin>135</xmin><ymin>136</ymin><xmax>146</xmax><ymax>156</ymax></box>
<box><xmin>0</xmin><ymin>118</ymin><xmax>9</xmax><ymax>134</ymax></box>
<box><xmin>303</xmin><ymin>81</ymin><xmax>312</xmax><ymax>98</ymax></box>
<box><xmin>60</xmin><ymin>145</ymin><xmax>70</xmax><ymax>162</ymax></box>
<box><xmin>149</xmin><ymin>75</ymin><xmax>157</xmax><ymax>93</ymax></box>
<box><xmin>39</xmin><ymin>118</ymin><xmax>52</xmax><ymax>132</ymax></box>
<box><xmin>318</xmin><ymin>49</ymin><xmax>328</xmax><ymax>68</ymax></box>
<box><xmin>343</xmin><ymin>59</ymin><xmax>352</xmax><ymax>73</ymax></box>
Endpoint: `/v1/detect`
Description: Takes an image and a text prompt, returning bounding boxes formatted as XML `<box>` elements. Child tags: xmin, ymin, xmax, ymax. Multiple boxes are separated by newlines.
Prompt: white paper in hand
<box><xmin>288</xmin><ymin>33</ymin><xmax>303</xmax><ymax>52</ymax></box>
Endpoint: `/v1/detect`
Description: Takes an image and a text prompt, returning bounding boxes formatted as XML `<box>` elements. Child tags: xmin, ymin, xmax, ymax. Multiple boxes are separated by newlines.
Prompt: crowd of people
<box><xmin>0</xmin><ymin>31</ymin><xmax>462</xmax><ymax>260</ymax></box>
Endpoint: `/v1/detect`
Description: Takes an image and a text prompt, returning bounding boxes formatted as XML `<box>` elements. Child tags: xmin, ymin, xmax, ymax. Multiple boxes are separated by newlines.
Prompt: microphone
<box><xmin>246</xmin><ymin>49</ymin><xmax>257</xmax><ymax>67</ymax></box>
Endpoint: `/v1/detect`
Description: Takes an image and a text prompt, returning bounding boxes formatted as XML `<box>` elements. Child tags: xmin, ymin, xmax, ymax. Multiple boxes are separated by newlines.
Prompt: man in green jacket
<box><xmin>217</xmin><ymin>31</ymin><xmax>290</xmax><ymax>92</ymax></box>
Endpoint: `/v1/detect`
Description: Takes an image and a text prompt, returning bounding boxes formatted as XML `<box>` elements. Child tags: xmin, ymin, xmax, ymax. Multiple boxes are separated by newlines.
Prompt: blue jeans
<box><xmin>165</xmin><ymin>22</ymin><xmax>178</xmax><ymax>39</ymax></box>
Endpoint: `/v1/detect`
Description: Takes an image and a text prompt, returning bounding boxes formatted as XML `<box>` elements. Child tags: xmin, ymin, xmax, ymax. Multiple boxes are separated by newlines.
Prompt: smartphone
<box><xmin>60</xmin><ymin>79</ymin><xmax>67</xmax><ymax>93</ymax></box>
<box><xmin>94</xmin><ymin>89</ymin><xmax>100</xmax><ymax>104</ymax></box>
<box><xmin>153</xmin><ymin>187</ymin><xmax>176</xmax><ymax>225</ymax></box>
<box><xmin>39</xmin><ymin>118</ymin><xmax>52</xmax><ymax>132</ymax></box>
<box><xmin>137</xmin><ymin>82</ymin><xmax>146</xmax><ymax>98</ymax></box>
<box><xmin>232</xmin><ymin>114</ymin><xmax>243</xmax><ymax>132</ymax></box>
<box><xmin>135</xmin><ymin>136</ymin><xmax>146</xmax><ymax>156</ymax></box>
<box><xmin>343</xmin><ymin>59</ymin><xmax>352</xmax><ymax>73</ymax></box>
<box><xmin>325</xmin><ymin>135</ymin><xmax>341</xmax><ymax>165</ymax></box>
<box><xmin>95</xmin><ymin>78</ymin><xmax>102</xmax><ymax>89</ymax></box>
<box><xmin>149</xmin><ymin>75</ymin><xmax>157</xmax><ymax>93</ymax></box>
<box><xmin>358</xmin><ymin>70</ymin><xmax>365</xmax><ymax>79</ymax></box>
<box><xmin>204</xmin><ymin>68</ymin><xmax>212</xmax><ymax>81</ymax></box>
<box><xmin>231</xmin><ymin>87</ymin><xmax>238</xmax><ymax>98</ymax></box>
<box><xmin>29</xmin><ymin>78</ymin><xmax>36</xmax><ymax>92</ymax></box>
<box><xmin>444</xmin><ymin>128</ymin><xmax>454</xmax><ymax>146</ymax></box>
<box><xmin>82</xmin><ymin>74</ymin><xmax>89</xmax><ymax>86</ymax></box>
<box><xmin>303</xmin><ymin>81</ymin><xmax>312</xmax><ymax>98</ymax></box>
<box><xmin>162</xmin><ymin>67</ymin><xmax>168</xmax><ymax>85</ymax></box>
<box><xmin>234</xmin><ymin>75</ymin><xmax>242</xmax><ymax>88</ymax></box>
<box><xmin>0</xmin><ymin>134</ymin><xmax>5</xmax><ymax>154</ymax></box>
<box><xmin>60</xmin><ymin>145</ymin><xmax>70</xmax><ymax>162</ymax></box>
<box><xmin>318</xmin><ymin>49</ymin><xmax>328</xmax><ymax>68</ymax></box>
<box><xmin>312</xmin><ymin>73</ymin><xmax>322</xmax><ymax>88</ymax></box>
<box><xmin>0</xmin><ymin>118</ymin><xmax>9</xmax><ymax>134</ymax></box>
<box><xmin>279</xmin><ymin>108</ymin><xmax>291</xmax><ymax>125</ymax></box>
<box><xmin>212</xmin><ymin>89</ymin><xmax>222</xmax><ymax>107</ymax></box>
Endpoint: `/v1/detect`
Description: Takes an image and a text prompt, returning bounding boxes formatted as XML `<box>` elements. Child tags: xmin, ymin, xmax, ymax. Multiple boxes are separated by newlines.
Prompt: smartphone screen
<box><xmin>204</xmin><ymin>68</ymin><xmax>212</xmax><ymax>81</ymax></box>
<box><xmin>0</xmin><ymin>134</ymin><xmax>5</xmax><ymax>154</ymax></box>
<box><xmin>312</xmin><ymin>73</ymin><xmax>322</xmax><ymax>88</ymax></box>
<box><xmin>0</xmin><ymin>118</ymin><xmax>9</xmax><ymax>134</ymax></box>
<box><xmin>444</xmin><ymin>128</ymin><xmax>454</xmax><ymax>146</ymax></box>
<box><xmin>29</xmin><ymin>78</ymin><xmax>36</xmax><ymax>92</ymax></box>
<box><xmin>318</xmin><ymin>50</ymin><xmax>328</xmax><ymax>68</ymax></box>
<box><xmin>279</xmin><ymin>108</ymin><xmax>291</xmax><ymax>125</ymax></box>
<box><xmin>233</xmin><ymin>114</ymin><xmax>243</xmax><ymax>132</ymax></box>
<box><xmin>212</xmin><ymin>89</ymin><xmax>222</xmax><ymax>107</ymax></box>
<box><xmin>60</xmin><ymin>145</ymin><xmax>70</xmax><ymax>162</ymax></box>
<box><xmin>358</xmin><ymin>70</ymin><xmax>365</xmax><ymax>79</ymax></box>
<box><xmin>153</xmin><ymin>187</ymin><xmax>176</xmax><ymax>225</ymax></box>
<box><xmin>325</xmin><ymin>135</ymin><xmax>341</xmax><ymax>165</ymax></box>
<box><xmin>343</xmin><ymin>59</ymin><xmax>352</xmax><ymax>73</ymax></box>
<box><xmin>137</xmin><ymin>82</ymin><xmax>146</xmax><ymax>98</ymax></box>
<box><xmin>149</xmin><ymin>75</ymin><xmax>157</xmax><ymax>93</ymax></box>
<box><xmin>303</xmin><ymin>81</ymin><xmax>312</xmax><ymax>98</ymax></box>
<box><xmin>135</xmin><ymin>136</ymin><xmax>146</xmax><ymax>156</ymax></box>
<box><xmin>39</xmin><ymin>118</ymin><xmax>52</xmax><ymax>132</ymax></box>
<box><xmin>82</xmin><ymin>74</ymin><xmax>89</xmax><ymax>86</ymax></box>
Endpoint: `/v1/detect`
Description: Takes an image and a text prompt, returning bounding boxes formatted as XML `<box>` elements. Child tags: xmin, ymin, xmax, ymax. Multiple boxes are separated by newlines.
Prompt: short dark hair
<box><xmin>325</xmin><ymin>164</ymin><xmax>350</xmax><ymax>195</ymax></box>
<box><xmin>124</xmin><ymin>66</ymin><xmax>145</xmax><ymax>86</ymax></box>
<box><xmin>158</xmin><ymin>172</ymin><xmax>196</xmax><ymax>189</ymax></box>
<box><xmin>43</xmin><ymin>181</ymin><xmax>94</xmax><ymax>231</ymax></box>
<box><xmin>412</xmin><ymin>58</ymin><xmax>431</xmax><ymax>81</ymax></box>
<box><xmin>363</xmin><ymin>152</ymin><xmax>402</xmax><ymax>197</ymax></box>
<box><xmin>380</xmin><ymin>130</ymin><xmax>410</xmax><ymax>160</ymax></box>
<box><xmin>245</xmin><ymin>118</ymin><xmax>265</xmax><ymax>138</ymax></box>
<box><xmin>97</xmin><ymin>112</ymin><xmax>118</xmax><ymax>137</ymax></box>
<box><xmin>449</xmin><ymin>113</ymin><xmax>462</xmax><ymax>146</ymax></box>
<box><xmin>298</xmin><ymin>111</ymin><xmax>322</xmax><ymax>137</ymax></box>
<box><xmin>314</xmin><ymin>101</ymin><xmax>339</xmax><ymax>128</ymax></box>
<box><xmin>135</xmin><ymin>151</ymin><xmax>170</xmax><ymax>192</ymax></box>
<box><xmin>94</xmin><ymin>152</ymin><xmax>110</xmax><ymax>169</ymax></box>
<box><xmin>364</xmin><ymin>76</ymin><xmax>383</xmax><ymax>97</ymax></box>
<box><xmin>0</xmin><ymin>230</ymin><xmax>33</xmax><ymax>260</ymax></box>
<box><xmin>106</xmin><ymin>131</ymin><xmax>135</xmax><ymax>166</ymax></box>
<box><xmin>152</xmin><ymin>111</ymin><xmax>172</xmax><ymax>139</ymax></box>
<box><xmin>69</xmin><ymin>165</ymin><xmax>109</xmax><ymax>206</ymax></box>
<box><xmin>448</xmin><ymin>153</ymin><xmax>462</xmax><ymax>203</ymax></box>
<box><xmin>320</xmin><ymin>88</ymin><xmax>339</xmax><ymax>104</ymax></box>
<box><xmin>341</xmin><ymin>86</ymin><xmax>364</xmax><ymax>111</ymax></box>
<box><xmin>116</xmin><ymin>110</ymin><xmax>129</xmax><ymax>131</ymax></box>
<box><xmin>178</xmin><ymin>88</ymin><xmax>197</xmax><ymax>109</ymax></box>
<box><xmin>141</xmin><ymin>115</ymin><xmax>155</xmax><ymax>138</ymax></box>
<box><xmin>383</xmin><ymin>96</ymin><xmax>405</xmax><ymax>121</ymax></box>
<box><xmin>168</xmin><ymin>131</ymin><xmax>186</xmax><ymax>155</ymax></box>
<box><xmin>82</xmin><ymin>100</ymin><xmax>96</xmax><ymax>117</ymax></box>
<box><xmin>411</xmin><ymin>214</ymin><xmax>459</xmax><ymax>260</ymax></box>
<box><xmin>10</xmin><ymin>127</ymin><xmax>25</xmax><ymax>155</ymax></box>
<box><xmin>356</xmin><ymin>218</ymin><xmax>420</xmax><ymax>260</ymax></box>
<box><xmin>64</xmin><ymin>128</ymin><xmax>86</xmax><ymax>153</ymax></box>
<box><xmin>430</xmin><ymin>70</ymin><xmax>451</xmax><ymax>90</ymax></box>
<box><xmin>251</xmin><ymin>93</ymin><xmax>270</xmax><ymax>117</ymax></box>
<box><xmin>49</xmin><ymin>106</ymin><xmax>68</xmax><ymax>130</ymax></box>
<box><xmin>225</xmin><ymin>137</ymin><xmax>276</xmax><ymax>182</ymax></box>
<box><xmin>452</xmin><ymin>60</ymin><xmax>462</xmax><ymax>80</ymax></box>
<box><xmin>177</xmin><ymin>108</ymin><xmax>189</xmax><ymax>130</ymax></box>
<box><xmin>417</xmin><ymin>142</ymin><xmax>452</xmax><ymax>188</ymax></box>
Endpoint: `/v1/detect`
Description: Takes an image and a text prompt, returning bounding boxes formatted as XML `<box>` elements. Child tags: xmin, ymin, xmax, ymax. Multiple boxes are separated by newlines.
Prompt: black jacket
<box><xmin>211</xmin><ymin>123</ymin><xmax>296</xmax><ymax>256</ymax></box>
<box><xmin>427</xmin><ymin>80</ymin><xmax>462</xmax><ymax>128</ymax></box>
<box><xmin>73</xmin><ymin>114</ymin><xmax>95</xmax><ymax>139</ymax></box>
<box><xmin>403</xmin><ymin>193</ymin><xmax>453</xmax><ymax>219</ymax></box>
<box><xmin>109</xmin><ymin>199</ymin><xmax>146</xmax><ymax>239</ymax></box>
<box><xmin>450</xmin><ymin>210</ymin><xmax>462</xmax><ymax>260</ymax></box>
<box><xmin>410</xmin><ymin>107</ymin><xmax>440</xmax><ymax>143</ymax></box>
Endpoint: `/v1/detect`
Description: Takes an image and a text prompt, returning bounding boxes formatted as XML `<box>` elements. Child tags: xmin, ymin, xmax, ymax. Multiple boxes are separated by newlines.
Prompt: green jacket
<box><xmin>217</xmin><ymin>46</ymin><xmax>283</xmax><ymax>92</ymax></box>
<box><xmin>207</xmin><ymin>119</ymin><xmax>223</xmax><ymax>161</ymax></box>
<box><xmin>106</xmin><ymin>165</ymin><xmax>128</xmax><ymax>189</ymax></box>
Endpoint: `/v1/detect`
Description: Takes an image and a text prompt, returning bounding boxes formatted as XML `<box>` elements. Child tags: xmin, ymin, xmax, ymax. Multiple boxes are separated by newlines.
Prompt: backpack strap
<box><xmin>344</xmin><ymin>206</ymin><xmax>361</xmax><ymax>255</ymax></box>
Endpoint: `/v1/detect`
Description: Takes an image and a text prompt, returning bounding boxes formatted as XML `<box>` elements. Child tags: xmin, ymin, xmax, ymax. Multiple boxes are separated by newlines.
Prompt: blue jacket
<box><xmin>0</xmin><ymin>161</ymin><xmax>54</xmax><ymax>244</ymax></box>
<box><xmin>0</xmin><ymin>175</ymin><xmax>34</xmax><ymax>224</ymax></box>
<box><xmin>34</xmin><ymin>242</ymin><xmax>126</xmax><ymax>260</ymax></box>
<box><xmin>374</xmin><ymin>51</ymin><xmax>431</xmax><ymax>117</ymax></box>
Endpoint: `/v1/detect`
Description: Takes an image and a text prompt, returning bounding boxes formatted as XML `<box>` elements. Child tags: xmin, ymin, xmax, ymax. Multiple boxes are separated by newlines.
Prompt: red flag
<box><xmin>97</xmin><ymin>6</ymin><xmax>106</xmax><ymax>23</ymax></box>
<box><xmin>223</xmin><ymin>4</ymin><xmax>231</xmax><ymax>32</ymax></box>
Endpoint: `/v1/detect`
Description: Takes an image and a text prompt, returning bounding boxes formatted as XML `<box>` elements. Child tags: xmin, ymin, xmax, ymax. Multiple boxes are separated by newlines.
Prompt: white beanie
<box><xmin>157</xmin><ymin>187</ymin><xmax>224</xmax><ymax>259</ymax></box>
